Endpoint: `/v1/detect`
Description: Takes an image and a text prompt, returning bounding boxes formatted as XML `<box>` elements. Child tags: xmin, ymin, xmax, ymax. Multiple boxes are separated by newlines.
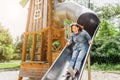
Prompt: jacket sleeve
<box><xmin>84</xmin><ymin>30</ymin><xmax>91</xmax><ymax>42</ymax></box>
<box><xmin>68</xmin><ymin>33</ymin><xmax>74</xmax><ymax>45</ymax></box>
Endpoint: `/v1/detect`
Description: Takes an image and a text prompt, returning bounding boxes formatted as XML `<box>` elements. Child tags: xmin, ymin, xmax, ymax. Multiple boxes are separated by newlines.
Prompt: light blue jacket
<box><xmin>68</xmin><ymin>30</ymin><xmax>91</xmax><ymax>50</ymax></box>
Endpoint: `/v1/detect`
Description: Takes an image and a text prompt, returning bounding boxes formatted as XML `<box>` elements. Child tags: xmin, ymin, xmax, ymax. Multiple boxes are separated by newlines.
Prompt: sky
<box><xmin>0</xmin><ymin>0</ymin><xmax>28</xmax><ymax>40</ymax></box>
<box><xmin>0</xmin><ymin>0</ymin><xmax>120</xmax><ymax>40</ymax></box>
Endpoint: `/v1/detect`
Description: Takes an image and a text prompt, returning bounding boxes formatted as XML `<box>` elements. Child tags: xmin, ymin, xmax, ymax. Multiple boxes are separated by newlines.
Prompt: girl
<box><xmin>66</xmin><ymin>23</ymin><xmax>92</xmax><ymax>78</ymax></box>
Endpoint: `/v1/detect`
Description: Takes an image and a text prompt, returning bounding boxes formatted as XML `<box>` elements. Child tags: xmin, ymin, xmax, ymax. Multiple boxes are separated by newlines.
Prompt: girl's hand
<box><xmin>89</xmin><ymin>41</ymin><xmax>93</xmax><ymax>45</ymax></box>
<box><xmin>66</xmin><ymin>42</ymin><xmax>70</xmax><ymax>46</ymax></box>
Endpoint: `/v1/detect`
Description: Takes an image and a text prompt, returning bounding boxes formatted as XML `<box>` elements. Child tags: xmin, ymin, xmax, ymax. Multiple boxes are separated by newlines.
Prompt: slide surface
<box><xmin>42</xmin><ymin>46</ymin><xmax>73</xmax><ymax>80</ymax></box>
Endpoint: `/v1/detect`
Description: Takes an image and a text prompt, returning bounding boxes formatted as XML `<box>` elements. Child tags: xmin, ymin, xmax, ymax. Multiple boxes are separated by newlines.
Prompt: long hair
<box><xmin>70</xmin><ymin>23</ymin><xmax>83</xmax><ymax>32</ymax></box>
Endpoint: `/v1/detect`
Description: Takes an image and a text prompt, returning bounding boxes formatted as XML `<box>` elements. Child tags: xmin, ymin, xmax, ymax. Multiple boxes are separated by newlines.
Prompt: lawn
<box><xmin>91</xmin><ymin>63</ymin><xmax>120</xmax><ymax>71</ymax></box>
<box><xmin>0</xmin><ymin>60</ymin><xmax>21</xmax><ymax>69</ymax></box>
<box><xmin>0</xmin><ymin>60</ymin><xmax>120</xmax><ymax>72</ymax></box>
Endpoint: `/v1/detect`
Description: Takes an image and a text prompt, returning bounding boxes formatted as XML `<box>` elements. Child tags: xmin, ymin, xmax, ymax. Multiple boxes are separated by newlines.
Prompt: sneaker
<box><xmin>65</xmin><ymin>72</ymin><xmax>71</xmax><ymax>80</ymax></box>
<box><xmin>67</xmin><ymin>66</ymin><xmax>74</xmax><ymax>78</ymax></box>
<box><xmin>68</xmin><ymin>67</ymin><xmax>74</xmax><ymax>73</ymax></box>
<box><xmin>74</xmin><ymin>69</ymin><xmax>79</xmax><ymax>77</ymax></box>
<box><xmin>62</xmin><ymin>72</ymin><xmax>70</xmax><ymax>77</ymax></box>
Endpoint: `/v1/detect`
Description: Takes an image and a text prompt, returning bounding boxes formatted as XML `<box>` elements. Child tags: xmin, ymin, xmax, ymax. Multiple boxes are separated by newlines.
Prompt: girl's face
<box><xmin>72</xmin><ymin>26</ymin><xmax>79</xmax><ymax>34</ymax></box>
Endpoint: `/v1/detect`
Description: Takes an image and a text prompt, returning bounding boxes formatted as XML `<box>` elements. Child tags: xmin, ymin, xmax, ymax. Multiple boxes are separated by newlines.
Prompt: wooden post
<box><xmin>30</xmin><ymin>34</ymin><xmax>37</xmax><ymax>61</ymax></box>
<box><xmin>21</xmin><ymin>0</ymin><xmax>33</xmax><ymax>62</ymax></box>
<box><xmin>61</xmin><ymin>30</ymin><xmax>66</xmax><ymax>49</ymax></box>
<box><xmin>21</xmin><ymin>33</ymin><xmax>28</xmax><ymax>61</ymax></box>
<box><xmin>39</xmin><ymin>32</ymin><xmax>47</xmax><ymax>61</ymax></box>
<box><xmin>88</xmin><ymin>55</ymin><xmax>91</xmax><ymax>80</ymax></box>
<box><xmin>47</xmin><ymin>0</ymin><xmax>52</xmax><ymax>66</ymax></box>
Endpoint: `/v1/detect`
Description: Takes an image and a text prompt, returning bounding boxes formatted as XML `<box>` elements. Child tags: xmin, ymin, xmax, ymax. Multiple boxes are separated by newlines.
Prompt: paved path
<box><xmin>0</xmin><ymin>70</ymin><xmax>120</xmax><ymax>80</ymax></box>
<box><xmin>0</xmin><ymin>70</ymin><xmax>19</xmax><ymax>80</ymax></box>
<box><xmin>82</xmin><ymin>70</ymin><xmax>120</xmax><ymax>80</ymax></box>
<box><xmin>0</xmin><ymin>70</ymin><xmax>28</xmax><ymax>80</ymax></box>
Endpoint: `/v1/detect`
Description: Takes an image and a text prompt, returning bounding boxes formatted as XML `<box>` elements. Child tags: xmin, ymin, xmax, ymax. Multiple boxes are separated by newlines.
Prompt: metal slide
<box><xmin>42</xmin><ymin>2</ymin><xmax>100</xmax><ymax>80</ymax></box>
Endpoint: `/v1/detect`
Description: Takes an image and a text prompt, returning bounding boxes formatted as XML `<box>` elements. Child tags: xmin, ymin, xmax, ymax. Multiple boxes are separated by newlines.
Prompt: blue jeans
<box><xmin>69</xmin><ymin>48</ymin><xmax>87</xmax><ymax>70</ymax></box>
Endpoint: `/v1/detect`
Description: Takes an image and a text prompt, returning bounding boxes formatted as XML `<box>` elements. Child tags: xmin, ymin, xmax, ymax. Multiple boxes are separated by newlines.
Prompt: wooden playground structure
<box><xmin>18</xmin><ymin>0</ymin><xmax>66</xmax><ymax>80</ymax></box>
<box><xmin>18</xmin><ymin>0</ymin><xmax>93</xmax><ymax>80</ymax></box>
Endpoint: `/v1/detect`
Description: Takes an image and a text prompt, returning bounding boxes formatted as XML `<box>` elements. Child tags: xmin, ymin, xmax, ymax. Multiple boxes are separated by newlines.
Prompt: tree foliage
<box><xmin>14</xmin><ymin>34</ymin><xmax>23</xmax><ymax>54</ymax></box>
<box><xmin>0</xmin><ymin>24</ymin><xmax>14</xmax><ymax>62</ymax></box>
<box><xmin>97</xmin><ymin>19</ymin><xmax>116</xmax><ymax>38</ymax></box>
<box><xmin>19</xmin><ymin>0</ymin><xmax>29</xmax><ymax>8</ymax></box>
<box><xmin>96</xmin><ymin>4</ymin><xmax>120</xmax><ymax>19</ymax></box>
<box><xmin>91</xmin><ymin>15</ymin><xmax>120</xmax><ymax>64</ymax></box>
<box><xmin>91</xmin><ymin>35</ymin><xmax>120</xmax><ymax>64</ymax></box>
<box><xmin>88</xmin><ymin>3</ymin><xmax>120</xmax><ymax>64</ymax></box>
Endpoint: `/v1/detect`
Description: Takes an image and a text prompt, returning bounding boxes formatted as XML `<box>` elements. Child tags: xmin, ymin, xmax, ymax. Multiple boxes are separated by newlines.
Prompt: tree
<box><xmin>0</xmin><ymin>24</ymin><xmax>14</xmax><ymax>62</ymax></box>
<box><xmin>91</xmin><ymin>20</ymin><xmax>120</xmax><ymax>64</ymax></box>
<box><xmin>97</xmin><ymin>19</ymin><xmax>116</xmax><ymax>38</ymax></box>
<box><xmin>90</xmin><ymin>4</ymin><xmax>120</xmax><ymax>64</ymax></box>
<box><xmin>14</xmin><ymin>34</ymin><xmax>24</xmax><ymax>54</ymax></box>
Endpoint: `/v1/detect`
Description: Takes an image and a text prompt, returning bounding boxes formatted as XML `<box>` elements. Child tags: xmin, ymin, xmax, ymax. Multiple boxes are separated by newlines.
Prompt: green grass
<box><xmin>0</xmin><ymin>60</ymin><xmax>21</xmax><ymax>69</ymax></box>
<box><xmin>0</xmin><ymin>60</ymin><xmax>120</xmax><ymax>72</ymax></box>
<box><xmin>91</xmin><ymin>63</ymin><xmax>120</xmax><ymax>71</ymax></box>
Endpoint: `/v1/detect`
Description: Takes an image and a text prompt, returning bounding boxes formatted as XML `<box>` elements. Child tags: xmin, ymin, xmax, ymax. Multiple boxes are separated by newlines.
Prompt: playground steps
<box><xmin>19</xmin><ymin>61</ymin><xmax>49</xmax><ymax>79</ymax></box>
<box><xmin>19</xmin><ymin>52</ymin><xmax>60</xmax><ymax>80</ymax></box>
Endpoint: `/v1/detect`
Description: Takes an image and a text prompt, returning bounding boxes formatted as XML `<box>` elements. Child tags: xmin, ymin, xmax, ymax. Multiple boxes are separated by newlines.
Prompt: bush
<box><xmin>91</xmin><ymin>35</ymin><xmax>120</xmax><ymax>64</ymax></box>
<box><xmin>12</xmin><ymin>53</ymin><xmax>21</xmax><ymax>60</ymax></box>
<box><xmin>0</xmin><ymin>44</ymin><xmax>14</xmax><ymax>62</ymax></box>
